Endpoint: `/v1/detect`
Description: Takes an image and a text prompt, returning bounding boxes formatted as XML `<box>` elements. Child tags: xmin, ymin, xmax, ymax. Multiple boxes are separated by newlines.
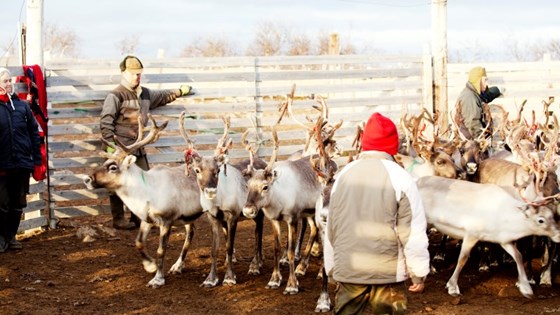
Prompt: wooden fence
<box><xmin>6</xmin><ymin>54</ymin><xmax>560</xmax><ymax>231</ymax></box>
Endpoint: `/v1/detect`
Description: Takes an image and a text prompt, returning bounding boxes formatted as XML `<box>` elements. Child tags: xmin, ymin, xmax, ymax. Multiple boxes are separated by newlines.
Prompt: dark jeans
<box><xmin>0</xmin><ymin>168</ymin><xmax>30</xmax><ymax>250</ymax></box>
<box><xmin>334</xmin><ymin>282</ymin><xmax>408</xmax><ymax>315</ymax></box>
<box><xmin>109</xmin><ymin>153</ymin><xmax>149</xmax><ymax>223</ymax></box>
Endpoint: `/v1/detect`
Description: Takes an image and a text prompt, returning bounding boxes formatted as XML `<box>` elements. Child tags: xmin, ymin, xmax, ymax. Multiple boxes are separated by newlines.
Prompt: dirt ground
<box><xmin>1</xmin><ymin>214</ymin><xmax>560</xmax><ymax>315</ymax></box>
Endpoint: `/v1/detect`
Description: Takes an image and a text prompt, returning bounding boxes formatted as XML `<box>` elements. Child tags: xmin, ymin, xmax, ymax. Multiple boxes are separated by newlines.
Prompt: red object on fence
<box><xmin>16</xmin><ymin>65</ymin><xmax>48</xmax><ymax>181</ymax></box>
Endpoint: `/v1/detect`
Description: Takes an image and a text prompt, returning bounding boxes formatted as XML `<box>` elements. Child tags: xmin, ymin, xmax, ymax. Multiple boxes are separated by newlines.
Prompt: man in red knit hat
<box><xmin>324</xmin><ymin>112</ymin><xmax>430</xmax><ymax>314</ymax></box>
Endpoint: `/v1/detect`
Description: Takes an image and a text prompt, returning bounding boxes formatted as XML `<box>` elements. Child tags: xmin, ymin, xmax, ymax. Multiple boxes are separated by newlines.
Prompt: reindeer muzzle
<box><xmin>243</xmin><ymin>205</ymin><xmax>258</xmax><ymax>219</ymax></box>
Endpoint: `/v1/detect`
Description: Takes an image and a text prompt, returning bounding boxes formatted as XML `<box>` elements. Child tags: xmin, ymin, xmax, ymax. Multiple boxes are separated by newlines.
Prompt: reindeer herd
<box><xmin>84</xmin><ymin>88</ymin><xmax>560</xmax><ymax>312</ymax></box>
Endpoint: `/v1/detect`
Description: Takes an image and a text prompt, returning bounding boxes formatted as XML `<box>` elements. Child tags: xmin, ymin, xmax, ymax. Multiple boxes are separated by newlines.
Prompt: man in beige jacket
<box><xmin>324</xmin><ymin>112</ymin><xmax>430</xmax><ymax>314</ymax></box>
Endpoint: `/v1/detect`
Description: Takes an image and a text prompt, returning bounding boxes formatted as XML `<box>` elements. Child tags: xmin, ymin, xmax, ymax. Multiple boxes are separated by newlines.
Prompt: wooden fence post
<box><xmin>431</xmin><ymin>0</ymin><xmax>448</xmax><ymax>128</ymax></box>
<box><xmin>26</xmin><ymin>0</ymin><xmax>44</xmax><ymax>69</ymax></box>
<box><xmin>423</xmin><ymin>45</ymin><xmax>434</xmax><ymax>112</ymax></box>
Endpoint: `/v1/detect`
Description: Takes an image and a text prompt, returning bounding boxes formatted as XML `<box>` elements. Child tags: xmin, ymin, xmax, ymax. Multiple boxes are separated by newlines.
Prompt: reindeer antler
<box><xmin>108</xmin><ymin>114</ymin><xmax>168</xmax><ymax>155</ymax></box>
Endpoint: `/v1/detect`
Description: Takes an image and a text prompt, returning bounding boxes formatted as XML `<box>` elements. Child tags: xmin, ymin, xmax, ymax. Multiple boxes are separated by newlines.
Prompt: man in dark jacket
<box><xmin>0</xmin><ymin>67</ymin><xmax>42</xmax><ymax>252</ymax></box>
<box><xmin>100</xmin><ymin>56</ymin><xmax>193</xmax><ymax>230</ymax></box>
<box><xmin>455</xmin><ymin>66</ymin><xmax>503</xmax><ymax>139</ymax></box>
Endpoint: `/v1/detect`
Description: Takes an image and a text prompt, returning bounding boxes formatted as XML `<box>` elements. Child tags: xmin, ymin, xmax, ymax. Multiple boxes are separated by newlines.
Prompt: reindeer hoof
<box><xmin>142</xmin><ymin>260</ymin><xmax>157</xmax><ymax>273</ymax></box>
<box><xmin>146</xmin><ymin>277</ymin><xmax>165</xmax><ymax>288</ymax></box>
<box><xmin>283</xmin><ymin>286</ymin><xmax>299</xmax><ymax>295</ymax></box>
<box><xmin>201</xmin><ymin>277</ymin><xmax>219</xmax><ymax>288</ymax></box>
<box><xmin>223</xmin><ymin>276</ymin><xmax>237</xmax><ymax>286</ymax></box>
<box><xmin>248</xmin><ymin>267</ymin><xmax>261</xmax><ymax>276</ymax></box>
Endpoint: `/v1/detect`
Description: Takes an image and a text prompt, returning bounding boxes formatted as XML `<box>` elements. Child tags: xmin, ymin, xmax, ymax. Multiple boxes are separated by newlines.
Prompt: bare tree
<box><xmin>246</xmin><ymin>21</ymin><xmax>289</xmax><ymax>56</ymax></box>
<box><xmin>181</xmin><ymin>36</ymin><xmax>238</xmax><ymax>57</ymax></box>
<box><xmin>117</xmin><ymin>35</ymin><xmax>140</xmax><ymax>55</ymax></box>
<box><xmin>287</xmin><ymin>33</ymin><xmax>312</xmax><ymax>56</ymax></box>
<box><xmin>44</xmin><ymin>23</ymin><xmax>79</xmax><ymax>57</ymax></box>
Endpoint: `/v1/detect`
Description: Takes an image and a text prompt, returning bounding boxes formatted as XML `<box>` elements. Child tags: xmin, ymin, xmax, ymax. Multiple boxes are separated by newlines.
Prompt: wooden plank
<box><xmin>54</xmin><ymin>205</ymin><xmax>110</xmax><ymax>218</ymax></box>
<box><xmin>23</xmin><ymin>200</ymin><xmax>46</xmax><ymax>213</ymax></box>
<box><xmin>51</xmin><ymin>188</ymin><xmax>109</xmax><ymax>202</ymax></box>
<box><xmin>18</xmin><ymin>216</ymin><xmax>48</xmax><ymax>232</ymax></box>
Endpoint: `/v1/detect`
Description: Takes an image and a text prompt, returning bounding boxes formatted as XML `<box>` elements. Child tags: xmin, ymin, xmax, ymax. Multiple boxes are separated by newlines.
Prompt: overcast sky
<box><xmin>2</xmin><ymin>0</ymin><xmax>560</xmax><ymax>61</ymax></box>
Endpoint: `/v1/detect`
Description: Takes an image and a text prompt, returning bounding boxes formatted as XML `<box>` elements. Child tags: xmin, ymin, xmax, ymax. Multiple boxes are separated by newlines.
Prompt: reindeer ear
<box><xmin>122</xmin><ymin>155</ymin><xmax>137</xmax><ymax>169</ymax></box>
<box><xmin>216</xmin><ymin>154</ymin><xmax>229</xmax><ymax>166</ymax></box>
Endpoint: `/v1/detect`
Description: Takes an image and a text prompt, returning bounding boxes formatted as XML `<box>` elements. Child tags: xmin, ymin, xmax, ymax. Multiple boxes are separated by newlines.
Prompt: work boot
<box><xmin>113</xmin><ymin>218</ymin><xmax>136</xmax><ymax>230</ymax></box>
<box><xmin>129</xmin><ymin>212</ymin><xmax>141</xmax><ymax>228</ymax></box>
<box><xmin>0</xmin><ymin>236</ymin><xmax>8</xmax><ymax>253</ymax></box>
<box><xmin>8</xmin><ymin>238</ymin><xmax>22</xmax><ymax>250</ymax></box>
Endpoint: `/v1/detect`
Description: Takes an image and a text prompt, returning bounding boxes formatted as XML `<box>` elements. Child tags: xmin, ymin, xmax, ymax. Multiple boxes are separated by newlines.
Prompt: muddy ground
<box><xmin>1</xmin><ymin>214</ymin><xmax>560</xmax><ymax>315</ymax></box>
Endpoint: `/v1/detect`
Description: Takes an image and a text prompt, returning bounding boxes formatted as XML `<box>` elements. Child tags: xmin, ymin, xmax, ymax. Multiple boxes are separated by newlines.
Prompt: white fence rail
<box><xmin>5</xmin><ymin>55</ymin><xmax>560</xmax><ymax>231</ymax></box>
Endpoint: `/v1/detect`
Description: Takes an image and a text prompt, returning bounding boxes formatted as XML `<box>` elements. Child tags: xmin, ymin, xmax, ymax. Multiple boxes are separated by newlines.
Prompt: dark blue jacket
<box><xmin>0</xmin><ymin>94</ymin><xmax>42</xmax><ymax>171</ymax></box>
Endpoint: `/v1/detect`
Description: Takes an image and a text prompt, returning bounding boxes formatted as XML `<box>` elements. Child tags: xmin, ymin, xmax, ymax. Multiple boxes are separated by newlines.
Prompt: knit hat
<box><xmin>119</xmin><ymin>55</ymin><xmax>144</xmax><ymax>74</ymax></box>
<box><xmin>468</xmin><ymin>66</ymin><xmax>487</xmax><ymax>94</ymax></box>
<box><xmin>361</xmin><ymin>112</ymin><xmax>399</xmax><ymax>155</ymax></box>
<box><xmin>0</xmin><ymin>67</ymin><xmax>10</xmax><ymax>78</ymax></box>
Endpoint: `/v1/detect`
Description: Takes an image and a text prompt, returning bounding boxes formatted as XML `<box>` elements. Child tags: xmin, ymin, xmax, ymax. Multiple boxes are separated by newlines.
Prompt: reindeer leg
<box><xmin>248</xmin><ymin>211</ymin><xmax>264</xmax><ymax>276</ymax></box>
<box><xmin>147</xmin><ymin>223</ymin><xmax>171</xmax><ymax>288</ymax></box>
<box><xmin>540</xmin><ymin>240</ymin><xmax>555</xmax><ymax>287</ymax></box>
<box><xmin>294</xmin><ymin>217</ymin><xmax>306</xmax><ymax>261</ymax></box>
<box><xmin>169</xmin><ymin>223</ymin><xmax>195</xmax><ymax>274</ymax></box>
<box><xmin>136</xmin><ymin>221</ymin><xmax>156</xmax><ymax>273</ymax></box>
<box><xmin>266</xmin><ymin>220</ymin><xmax>283</xmax><ymax>289</ymax></box>
<box><xmin>281</xmin><ymin>220</ymin><xmax>298</xmax><ymax>265</ymax></box>
<box><xmin>501</xmin><ymin>242</ymin><xmax>534</xmax><ymax>298</ymax></box>
<box><xmin>315</xmin><ymin>266</ymin><xmax>332</xmax><ymax>312</ymax></box>
<box><xmin>221</xmin><ymin>220</ymin><xmax>237</xmax><ymax>264</ymax></box>
<box><xmin>284</xmin><ymin>220</ymin><xmax>299</xmax><ymax>295</ymax></box>
<box><xmin>202</xmin><ymin>213</ymin><xmax>221</xmax><ymax>287</ymax></box>
<box><xmin>223</xmin><ymin>215</ymin><xmax>238</xmax><ymax>286</ymax></box>
<box><xmin>296</xmin><ymin>216</ymin><xmax>317</xmax><ymax>276</ymax></box>
<box><xmin>446</xmin><ymin>236</ymin><xmax>478</xmax><ymax>296</ymax></box>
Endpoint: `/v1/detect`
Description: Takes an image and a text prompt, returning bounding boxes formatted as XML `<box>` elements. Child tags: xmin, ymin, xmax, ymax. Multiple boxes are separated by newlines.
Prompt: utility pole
<box><xmin>431</xmin><ymin>0</ymin><xmax>448</xmax><ymax>128</ymax></box>
<box><xmin>26</xmin><ymin>0</ymin><xmax>44</xmax><ymax>68</ymax></box>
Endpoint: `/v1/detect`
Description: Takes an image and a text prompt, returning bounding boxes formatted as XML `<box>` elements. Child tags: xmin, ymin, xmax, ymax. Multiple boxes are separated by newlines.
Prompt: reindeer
<box><xmin>281</xmin><ymin>89</ymin><xmax>343</xmax><ymax>261</ymax></box>
<box><xmin>83</xmin><ymin>114</ymin><xmax>203</xmax><ymax>288</ymax></box>
<box><xmin>243</xmin><ymin>125</ymin><xmax>323</xmax><ymax>295</ymax></box>
<box><xmin>474</xmin><ymin>116</ymin><xmax>560</xmax><ymax>283</ymax></box>
<box><xmin>417</xmin><ymin>175</ymin><xmax>560</xmax><ymax>298</ymax></box>
<box><xmin>181</xmin><ymin>112</ymin><xmax>267</xmax><ymax>287</ymax></box>
<box><xmin>395</xmin><ymin>109</ymin><xmax>463</xmax><ymax>180</ymax></box>
<box><xmin>308</xmin><ymin>117</ymin><xmax>340</xmax><ymax>312</ymax></box>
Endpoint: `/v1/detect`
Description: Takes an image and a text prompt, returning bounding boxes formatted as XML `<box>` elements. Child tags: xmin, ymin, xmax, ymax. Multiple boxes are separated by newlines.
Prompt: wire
<box><xmin>336</xmin><ymin>0</ymin><xmax>433</xmax><ymax>7</ymax></box>
<box><xmin>1</xmin><ymin>0</ymin><xmax>26</xmax><ymax>59</ymax></box>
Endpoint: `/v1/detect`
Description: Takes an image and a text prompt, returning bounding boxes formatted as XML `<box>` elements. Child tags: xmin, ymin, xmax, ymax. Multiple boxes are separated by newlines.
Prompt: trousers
<box><xmin>0</xmin><ymin>168</ymin><xmax>29</xmax><ymax>251</ymax></box>
<box><xmin>334</xmin><ymin>282</ymin><xmax>408</xmax><ymax>315</ymax></box>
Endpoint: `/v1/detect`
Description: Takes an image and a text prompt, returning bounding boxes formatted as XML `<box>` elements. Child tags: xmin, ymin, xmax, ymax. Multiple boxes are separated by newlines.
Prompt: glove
<box><xmin>179</xmin><ymin>84</ymin><xmax>194</xmax><ymax>96</ymax></box>
<box><xmin>32</xmin><ymin>164</ymin><xmax>46</xmax><ymax>181</ymax></box>
<box><xmin>106</xmin><ymin>141</ymin><xmax>116</xmax><ymax>154</ymax></box>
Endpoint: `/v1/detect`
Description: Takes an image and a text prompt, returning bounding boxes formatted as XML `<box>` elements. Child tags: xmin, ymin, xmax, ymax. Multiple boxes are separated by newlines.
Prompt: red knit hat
<box><xmin>361</xmin><ymin>112</ymin><xmax>399</xmax><ymax>155</ymax></box>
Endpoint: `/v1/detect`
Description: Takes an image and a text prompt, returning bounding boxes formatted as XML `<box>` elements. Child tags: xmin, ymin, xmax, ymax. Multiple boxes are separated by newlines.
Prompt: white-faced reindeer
<box><xmin>181</xmin><ymin>112</ymin><xmax>266</xmax><ymax>287</ymax></box>
<box><xmin>417</xmin><ymin>175</ymin><xmax>560</xmax><ymax>298</ymax></box>
<box><xmin>243</xmin><ymin>125</ymin><xmax>323</xmax><ymax>295</ymax></box>
<box><xmin>83</xmin><ymin>114</ymin><xmax>203</xmax><ymax>288</ymax></box>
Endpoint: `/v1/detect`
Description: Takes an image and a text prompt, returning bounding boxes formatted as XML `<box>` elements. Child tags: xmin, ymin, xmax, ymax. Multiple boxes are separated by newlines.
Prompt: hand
<box><xmin>179</xmin><ymin>84</ymin><xmax>194</xmax><ymax>96</ymax></box>
<box><xmin>32</xmin><ymin>164</ymin><xmax>46</xmax><ymax>181</ymax></box>
<box><xmin>408</xmin><ymin>282</ymin><xmax>425</xmax><ymax>293</ymax></box>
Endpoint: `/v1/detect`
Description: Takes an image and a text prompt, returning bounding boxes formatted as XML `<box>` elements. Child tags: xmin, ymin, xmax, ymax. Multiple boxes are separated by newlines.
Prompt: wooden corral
<box><xmin>5</xmin><ymin>54</ymin><xmax>560</xmax><ymax>232</ymax></box>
